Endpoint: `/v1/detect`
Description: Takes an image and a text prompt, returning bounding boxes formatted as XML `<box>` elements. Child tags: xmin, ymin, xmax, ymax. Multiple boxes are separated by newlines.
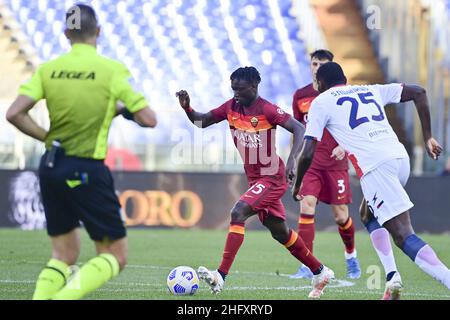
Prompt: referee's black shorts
<box><xmin>38</xmin><ymin>149</ymin><xmax>126</xmax><ymax>241</ymax></box>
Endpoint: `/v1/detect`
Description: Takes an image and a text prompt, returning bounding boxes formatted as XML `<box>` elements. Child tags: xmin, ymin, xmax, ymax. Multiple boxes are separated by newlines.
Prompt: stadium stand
<box><xmin>4</xmin><ymin>0</ymin><xmax>311</xmax><ymax>112</ymax></box>
<box><xmin>311</xmin><ymin>0</ymin><xmax>384</xmax><ymax>85</ymax></box>
<box><xmin>3</xmin><ymin>0</ymin><xmax>446</xmax><ymax>174</ymax></box>
<box><xmin>309</xmin><ymin>0</ymin><xmax>409</xmax><ymax>175</ymax></box>
<box><xmin>358</xmin><ymin>0</ymin><xmax>450</xmax><ymax>175</ymax></box>
<box><xmin>2</xmin><ymin>0</ymin><xmax>313</xmax><ymax>170</ymax></box>
<box><xmin>0</xmin><ymin>1</ymin><xmax>45</xmax><ymax>168</ymax></box>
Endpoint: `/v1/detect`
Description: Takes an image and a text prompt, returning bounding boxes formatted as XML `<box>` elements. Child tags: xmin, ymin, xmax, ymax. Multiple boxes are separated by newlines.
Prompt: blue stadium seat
<box><xmin>5</xmin><ymin>0</ymin><xmax>310</xmax><ymax>145</ymax></box>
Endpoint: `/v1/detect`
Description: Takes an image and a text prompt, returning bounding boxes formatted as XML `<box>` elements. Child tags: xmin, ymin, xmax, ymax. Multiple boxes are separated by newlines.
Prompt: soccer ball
<box><xmin>167</xmin><ymin>266</ymin><xmax>199</xmax><ymax>295</ymax></box>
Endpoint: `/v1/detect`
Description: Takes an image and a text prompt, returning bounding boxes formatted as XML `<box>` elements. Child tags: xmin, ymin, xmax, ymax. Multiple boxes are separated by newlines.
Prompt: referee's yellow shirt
<box><xmin>19</xmin><ymin>43</ymin><xmax>148</xmax><ymax>159</ymax></box>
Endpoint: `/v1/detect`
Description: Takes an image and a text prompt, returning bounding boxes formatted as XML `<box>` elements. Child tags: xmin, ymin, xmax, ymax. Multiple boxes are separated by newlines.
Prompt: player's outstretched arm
<box><xmin>279</xmin><ymin>118</ymin><xmax>305</xmax><ymax>183</ymax></box>
<box><xmin>292</xmin><ymin>138</ymin><xmax>317</xmax><ymax>201</ymax></box>
<box><xmin>176</xmin><ymin>90</ymin><xmax>216</xmax><ymax>128</ymax></box>
<box><xmin>400</xmin><ymin>85</ymin><xmax>443</xmax><ymax>160</ymax></box>
<box><xmin>6</xmin><ymin>95</ymin><xmax>47</xmax><ymax>142</ymax></box>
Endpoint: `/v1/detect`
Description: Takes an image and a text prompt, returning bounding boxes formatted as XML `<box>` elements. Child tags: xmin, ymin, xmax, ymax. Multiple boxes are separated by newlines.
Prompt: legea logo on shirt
<box><xmin>50</xmin><ymin>70</ymin><xmax>95</xmax><ymax>80</ymax></box>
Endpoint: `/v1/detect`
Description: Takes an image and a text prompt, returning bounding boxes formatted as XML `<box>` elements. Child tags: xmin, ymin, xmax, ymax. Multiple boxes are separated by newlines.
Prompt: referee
<box><xmin>6</xmin><ymin>4</ymin><xmax>157</xmax><ymax>300</ymax></box>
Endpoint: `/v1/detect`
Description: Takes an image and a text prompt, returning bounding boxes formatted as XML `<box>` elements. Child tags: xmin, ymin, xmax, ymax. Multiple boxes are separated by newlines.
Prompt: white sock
<box><xmin>415</xmin><ymin>245</ymin><xmax>450</xmax><ymax>289</ymax></box>
<box><xmin>369</xmin><ymin>228</ymin><xmax>398</xmax><ymax>276</ymax></box>
<box><xmin>345</xmin><ymin>250</ymin><xmax>357</xmax><ymax>260</ymax></box>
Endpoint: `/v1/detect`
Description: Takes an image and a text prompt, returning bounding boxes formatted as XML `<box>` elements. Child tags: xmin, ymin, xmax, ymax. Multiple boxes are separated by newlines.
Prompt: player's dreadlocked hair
<box><xmin>230</xmin><ymin>67</ymin><xmax>261</xmax><ymax>85</ymax></box>
<box><xmin>316</xmin><ymin>62</ymin><xmax>347</xmax><ymax>88</ymax></box>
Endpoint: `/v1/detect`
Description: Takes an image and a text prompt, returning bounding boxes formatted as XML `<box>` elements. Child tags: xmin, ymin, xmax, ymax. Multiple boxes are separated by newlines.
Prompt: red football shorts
<box><xmin>300</xmin><ymin>168</ymin><xmax>352</xmax><ymax>205</ymax></box>
<box><xmin>240</xmin><ymin>176</ymin><xmax>287</xmax><ymax>223</ymax></box>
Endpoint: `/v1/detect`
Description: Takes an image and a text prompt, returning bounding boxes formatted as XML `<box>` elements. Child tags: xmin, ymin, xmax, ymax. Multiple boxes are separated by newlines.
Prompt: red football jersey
<box><xmin>211</xmin><ymin>97</ymin><xmax>291</xmax><ymax>182</ymax></box>
<box><xmin>292</xmin><ymin>83</ymin><xmax>348</xmax><ymax>171</ymax></box>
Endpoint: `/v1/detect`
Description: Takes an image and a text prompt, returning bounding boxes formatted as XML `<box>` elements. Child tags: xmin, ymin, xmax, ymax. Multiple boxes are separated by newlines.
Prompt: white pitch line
<box><xmin>0</xmin><ymin>261</ymin><xmax>314</xmax><ymax>278</ymax></box>
<box><xmin>2</xmin><ymin>262</ymin><xmax>450</xmax><ymax>299</ymax></box>
<box><xmin>227</xmin><ymin>280</ymin><xmax>355</xmax><ymax>290</ymax></box>
<box><xmin>2</xmin><ymin>279</ymin><xmax>450</xmax><ymax>299</ymax></box>
<box><xmin>125</xmin><ymin>264</ymin><xmax>300</xmax><ymax>278</ymax></box>
<box><xmin>0</xmin><ymin>280</ymin><xmax>35</xmax><ymax>284</ymax></box>
<box><xmin>0</xmin><ymin>261</ymin><xmax>330</xmax><ymax>277</ymax></box>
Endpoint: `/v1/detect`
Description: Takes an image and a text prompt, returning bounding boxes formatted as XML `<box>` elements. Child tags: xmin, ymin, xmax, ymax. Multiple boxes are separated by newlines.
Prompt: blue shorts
<box><xmin>38</xmin><ymin>150</ymin><xmax>126</xmax><ymax>241</ymax></box>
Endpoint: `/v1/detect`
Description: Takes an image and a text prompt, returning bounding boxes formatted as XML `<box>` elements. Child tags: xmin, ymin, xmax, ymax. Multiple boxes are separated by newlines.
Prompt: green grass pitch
<box><xmin>0</xmin><ymin>228</ymin><xmax>449</xmax><ymax>300</ymax></box>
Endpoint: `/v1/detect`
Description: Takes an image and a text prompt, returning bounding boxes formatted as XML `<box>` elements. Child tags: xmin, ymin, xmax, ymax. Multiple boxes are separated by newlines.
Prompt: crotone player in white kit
<box><xmin>292</xmin><ymin>62</ymin><xmax>450</xmax><ymax>299</ymax></box>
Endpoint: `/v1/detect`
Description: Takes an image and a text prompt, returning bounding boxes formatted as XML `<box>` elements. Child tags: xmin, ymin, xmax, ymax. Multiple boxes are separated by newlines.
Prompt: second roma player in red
<box><xmin>177</xmin><ymin>66</ymin><xmax>335</xmax><ymax>299</ymax></box>
<box><xmin>291</xmin><ymin>50</ymin><xmax>361</xmax><ymax>279</ymax></box>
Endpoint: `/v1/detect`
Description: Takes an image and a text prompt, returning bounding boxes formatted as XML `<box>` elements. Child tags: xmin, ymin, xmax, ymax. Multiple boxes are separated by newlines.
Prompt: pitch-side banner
<box><xmin>0</xmin><ymin>170</ymin><xmax>449</xmax><ymax>233</ymax></box>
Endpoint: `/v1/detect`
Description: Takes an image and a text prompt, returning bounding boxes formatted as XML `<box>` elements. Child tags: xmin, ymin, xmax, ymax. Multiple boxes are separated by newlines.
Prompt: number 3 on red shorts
<box><xmin>337</xmin><ymin>179</ymin><xmax>345</xmax><ymax>194</ymax></box>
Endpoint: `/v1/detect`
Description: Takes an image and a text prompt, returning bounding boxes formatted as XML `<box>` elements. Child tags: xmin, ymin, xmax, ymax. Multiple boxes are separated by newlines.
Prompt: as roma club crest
<box><xmin>250</xmin><ymin>117</ymin><xmax>259</xmax><ymax>128</ymax></box>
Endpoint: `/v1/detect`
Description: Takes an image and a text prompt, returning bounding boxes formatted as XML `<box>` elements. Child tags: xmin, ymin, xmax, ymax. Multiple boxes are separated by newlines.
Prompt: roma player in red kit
<box><xmin>177</xmin><ymin>67</ymin><xmax>334</xmax><ymax>298</ymax></box>
<box><xmin>291</xmin><ymin>50</ymin><xmax>361</xmax><ymax>279</ymax></box>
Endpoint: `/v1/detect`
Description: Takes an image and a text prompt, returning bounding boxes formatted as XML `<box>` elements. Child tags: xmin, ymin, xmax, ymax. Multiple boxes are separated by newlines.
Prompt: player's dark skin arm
<box><xmin>376</xmin><ymin>85</ymin><xmax>443</xmax><ymax>246</ymax></box>
<box><xmin>176</xmin><ymin>90</ymin><xmax>216</xmax><ymax>128</ymax></box>
<box><xmin>291</xmin><ymin>138</ymin><xmax>317</xmax><ymax>201</ymax></box>
<box><xmin>354</xmin><ymin>85</ymin><xmax>443</xmax><ymax>229</ymax></box>
<box><xmin>278</xmin><ymin>118</ymin><xmax>305</xmax><ymax>184</ymax></box>
<box><xmin>6</xmin><ymin>95</ymin><xmax>47</xmax><ymax>142</ymax></box>
<box><xmin>400</xmin><ymin>85</ymin><xmax>443</xmax><ymax>160</ymax></box>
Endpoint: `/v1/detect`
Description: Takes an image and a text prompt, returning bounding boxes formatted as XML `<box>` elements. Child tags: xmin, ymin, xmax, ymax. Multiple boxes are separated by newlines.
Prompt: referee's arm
<box><xmin>116</xmin><ymin>103</ymin><xmax>157</xmax><ymax>128</ymax></box>
<box><xmin>113</xmin><ymin>65</ymin><xmax>157</xmax><ymax>128</ymax></box>
<box><xmin>6</xmin><ymin>96</ymin><xmax>47</xmax><ymax>142</ymax></box>
<box><xmin>6</xmin><ymin>67</ymin><xmax>47</xmax><ymax>142</ymax></box>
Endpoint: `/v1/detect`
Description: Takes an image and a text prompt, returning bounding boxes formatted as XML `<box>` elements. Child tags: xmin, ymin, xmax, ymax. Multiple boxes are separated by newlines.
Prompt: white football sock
<box><xmin>415</xmin><ymin>245</ymin><xmax>450</xmax><ymax>289</ymax></box>
<box><xmin>370</xmin><ymin>228</ymin><xmax>398</xmax><ymax>276</ymax></box>
<box><xmin>345</xmin><ymin>250</ymin><xmax>357</xmax><ymax>260</ymax></box>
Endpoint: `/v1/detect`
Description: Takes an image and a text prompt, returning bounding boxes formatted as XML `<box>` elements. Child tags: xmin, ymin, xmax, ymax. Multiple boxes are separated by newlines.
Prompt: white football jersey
<box><xmin>305</xmin><ymin>83</ymin><xmax>409</xmax><ymax>177</ymax></box>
